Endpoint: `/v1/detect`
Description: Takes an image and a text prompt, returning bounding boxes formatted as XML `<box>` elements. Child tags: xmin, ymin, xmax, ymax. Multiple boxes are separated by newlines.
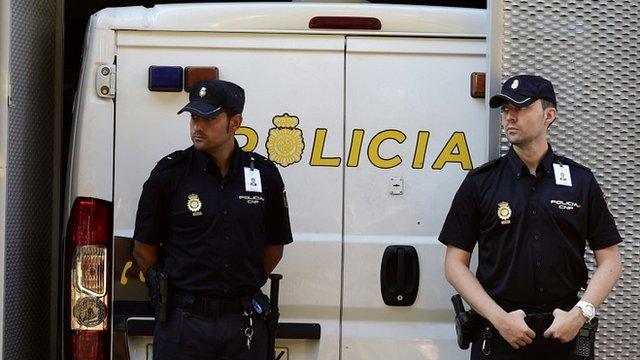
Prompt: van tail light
<box><xmin>64</xmin><ymin>197</ymin><xmax>112</xmax><ymax>360</ymax></box>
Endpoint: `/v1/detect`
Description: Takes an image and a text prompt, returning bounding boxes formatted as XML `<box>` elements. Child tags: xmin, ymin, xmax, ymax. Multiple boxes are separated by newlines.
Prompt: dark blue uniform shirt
<box><xmin>439</xmin><ymin>145</ymin><xmax>621</xmax><ymax>307</ymax></box>
<box><xmin>134</xmin><ymin>143</ymin><xmax>293</xmax><ymax>298</ymax></box>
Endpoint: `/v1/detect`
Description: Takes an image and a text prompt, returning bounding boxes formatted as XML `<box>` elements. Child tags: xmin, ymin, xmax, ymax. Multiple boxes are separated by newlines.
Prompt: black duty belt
<box><xmin>494</xmin><ymin>294</ymin><xmax>579</xmax><ymax>314</ymax></box>
<box><xmin>169</xmin><ymin>294</ymin><xmax>244</xmax><ymax>318</ymax></box>
<box><xmin>523</xmin><ymin>312</ymin><xmax>554</xmax><ymax>334</ymax></box>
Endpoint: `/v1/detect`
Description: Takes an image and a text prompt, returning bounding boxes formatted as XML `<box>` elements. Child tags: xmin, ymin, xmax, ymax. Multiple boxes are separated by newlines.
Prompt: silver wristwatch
<box><xmin>575</xmin><ymin>300</ymin><xmax>596</xmax><ymax>322</ymax></box>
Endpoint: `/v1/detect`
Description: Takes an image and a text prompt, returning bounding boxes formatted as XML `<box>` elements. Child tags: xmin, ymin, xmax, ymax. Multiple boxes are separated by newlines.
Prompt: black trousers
<box><xmin>469</xmin><ymin>314</ymin><xmax>579</xmax><ymax>360</ymax></box>
<box><xmin>153</xmin><ymin>309</ymin><xmax>267</xmax><ymax>360</ymax></box>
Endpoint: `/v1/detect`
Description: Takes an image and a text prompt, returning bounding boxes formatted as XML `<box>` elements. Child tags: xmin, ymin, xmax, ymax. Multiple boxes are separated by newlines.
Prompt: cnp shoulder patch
<box><xmin>155</xmin><ymin>149</ymin><xmax>187</xmax><ymax>171</ymax></box>
<box><xmin>468</xmin><ymin>157</ymin><xmax>501</xmax><ymax>176</ymax></box>
<box><xmin>250</xmin><ymin>152</ymin><xmax>278</xmax><ymax>169</ymax></box>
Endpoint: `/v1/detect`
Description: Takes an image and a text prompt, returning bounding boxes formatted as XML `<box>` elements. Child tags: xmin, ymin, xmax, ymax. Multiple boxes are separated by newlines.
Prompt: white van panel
<box><xmin>65</xmin><ymin>26</ymin><xmax>116</xmax><ymax>216</ymax></box>
<box><xmin>113</xmin><ymin>31</ymin><xmax>345</xmax><ymax>360</ymax></box>
<box><xmin>341</xmin><ymin>36</ymin><xmax>486</xmax><ymax>360</ymax></box>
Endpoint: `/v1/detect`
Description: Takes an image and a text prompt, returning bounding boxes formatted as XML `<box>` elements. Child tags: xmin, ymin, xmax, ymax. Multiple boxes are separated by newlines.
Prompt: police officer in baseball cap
<box><xmin>489</xmin><ymin>74</ymin><xmax>557</xmax><ymax>110</ymax></box>
<box><xmin>440</xmin><ymin>75</ymin><xmax>622</xmax><ymax>359</ymax></box>
<box><xmin>178</xmin><ymin>79</ymin><xmax>245</xmax><ymax>119</ymax></box>
<box><xmin>134</xmin><ymin>79</ymin><xmax>293</xmax><ymax>359</ymax></box>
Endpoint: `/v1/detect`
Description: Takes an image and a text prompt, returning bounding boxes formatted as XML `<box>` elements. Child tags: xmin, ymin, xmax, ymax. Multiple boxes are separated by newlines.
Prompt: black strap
<box><xmin>170</xmin><ymin>294</ymin><xmax>244</xmax><ymax>318</ymax></box>
<box><xmin>494</xmin><ymin>294</ymin><xmax>578</xmax><ymax>313</ymax></box>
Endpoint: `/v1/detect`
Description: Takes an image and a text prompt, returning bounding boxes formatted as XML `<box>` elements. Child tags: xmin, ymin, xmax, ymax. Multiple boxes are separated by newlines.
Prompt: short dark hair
<box><xmin>223</xmin><ymin>108</ymin><xmax>239</xmax><ymax>119</ymax></box>
<box><xmin>541</xmin><ymin>98</ymin><xmax>556</xmax><ymax>110</ymax></box>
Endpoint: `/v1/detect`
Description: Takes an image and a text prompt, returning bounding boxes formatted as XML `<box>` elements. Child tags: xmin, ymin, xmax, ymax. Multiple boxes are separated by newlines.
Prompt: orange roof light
<box><xmin>470</xmin><ymin>72</ymin><xmax>485</xmax><ymax>98</ymax></box>
<box><xmin>185</xmin><ymin>66</ymin><xmax>219</xmax><ymax>92</ymax></box>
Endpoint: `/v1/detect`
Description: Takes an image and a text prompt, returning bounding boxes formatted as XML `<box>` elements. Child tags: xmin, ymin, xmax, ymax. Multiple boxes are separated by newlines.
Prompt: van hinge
<box><xmin>96</xmin><ymin>64</ymin><xmax>116</xmax><ymax>98</ymax></box>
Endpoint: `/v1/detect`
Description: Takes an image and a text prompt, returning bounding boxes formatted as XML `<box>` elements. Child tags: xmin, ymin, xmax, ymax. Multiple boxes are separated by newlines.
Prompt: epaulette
<box><xmin>468</xmin><ymin>157</ymin><xmax>501</xmax><ymax>176</ymax></box>
<box><xmin>249</xmin><ymin>152</ymin><xmax>277</xmax><ymax>169</ymax></box>
<box><xmin>555</xmin><ymin>155</ymin><xmax>591</xmax><ymax>172</ymax></box>
<box><xmin>155</xmin><ymin>149</ymin><xmax>187</xmax><ymax>171</ymax></box>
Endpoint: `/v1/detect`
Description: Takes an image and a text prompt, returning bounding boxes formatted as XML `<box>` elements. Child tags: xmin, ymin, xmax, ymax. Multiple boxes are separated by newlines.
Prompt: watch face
<box><xmin>579</xmin><ymin>302</ymin><xmax>595</xmax><ymax>319</ymax></box>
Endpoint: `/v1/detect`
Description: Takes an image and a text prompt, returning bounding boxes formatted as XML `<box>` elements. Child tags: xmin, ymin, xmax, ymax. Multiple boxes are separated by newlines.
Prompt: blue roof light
<box><xmin>148</xmin><ymin>66</ymin><xmax>183</xmax><ymax>92</ymax></box>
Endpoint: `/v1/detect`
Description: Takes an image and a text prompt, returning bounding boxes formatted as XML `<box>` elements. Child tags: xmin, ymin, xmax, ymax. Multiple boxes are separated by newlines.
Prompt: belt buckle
<box><xmin>185</xmin><ymin>294</ymin><xmax>195</xmax><ymax>307</ymax></box>
<box><xmin>204</xmin><ymin>298</ymin><xmax>221</xmax><ymax>318</ymax></box>
<box><xmin>525</xmin><ymin>312</ymin><xmax>552</xmax><ymax>334</ymax></box>
<box><xmin>172</xmin><ymin>294</ymin><xmax>195</xmax><ymax>312</ymax></box>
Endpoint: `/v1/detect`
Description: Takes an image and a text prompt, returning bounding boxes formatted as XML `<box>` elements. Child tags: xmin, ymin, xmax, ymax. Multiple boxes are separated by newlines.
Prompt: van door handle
<box><xmin>380</xmin><ymin>245</ymin><xmax>419</xmax><ymax>306</ymax></box>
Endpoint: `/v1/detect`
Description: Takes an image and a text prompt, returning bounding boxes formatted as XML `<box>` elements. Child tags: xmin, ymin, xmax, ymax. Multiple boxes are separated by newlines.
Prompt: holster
<box><xmin>573</xmin><ymin>317</ymin><xmax>598</xmax><ymax>359</ymax></box>
<box><xmin>451</xmin><ymin>294</ymin><xmax>481</xmax><ymax>350</ymax></box>
<box><xmin>146</xmin><ymin>267</ymin><xmax>168</xmax><ymax>323</ymax></box>
<box><xmin>249</xmin><ymin>291</ymin><xmax>272</xmax><ymax>320</ymax></box>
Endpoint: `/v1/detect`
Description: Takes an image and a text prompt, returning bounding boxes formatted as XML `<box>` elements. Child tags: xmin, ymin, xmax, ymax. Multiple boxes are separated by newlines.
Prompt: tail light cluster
<box><xmin>64</xmin><ymin>197</ymin><xmax>112</xmax><ymax>360</ymax></box>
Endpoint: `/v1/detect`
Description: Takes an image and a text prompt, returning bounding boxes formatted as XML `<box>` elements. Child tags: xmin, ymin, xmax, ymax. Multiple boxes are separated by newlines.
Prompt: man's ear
<box><xmin>544</xmin><ymin>107</ymin><xmax>557</xmax><ymax>128</ymax></box>
<box><xmin>230</xmin><ymin>114</ymin><xmax>243</xmax><ymax>132</ymax></box>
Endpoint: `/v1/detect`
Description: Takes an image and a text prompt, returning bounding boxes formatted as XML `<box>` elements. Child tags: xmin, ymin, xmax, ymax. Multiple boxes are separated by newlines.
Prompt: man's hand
<box><xmin>543</xmin><ymin>308</ymin><xmax>585</xmax><ymax>343</ymax></box>
<box><xmin>444</xmin><ymin>246</ymin><xmax>535</xmax><ymax>350</ymax></box>
<box><xmin>493</xmin><ymin>310</ymin><xmax>536</xmax><ymax>349</ymax></box>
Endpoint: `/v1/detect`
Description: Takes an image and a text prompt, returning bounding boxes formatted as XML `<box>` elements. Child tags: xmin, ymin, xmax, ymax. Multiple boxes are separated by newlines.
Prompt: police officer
<box><xmin>132</xmin><ymin>79</ymin><xmax>293</xmax><ymax>359</ymax></box>
<box><xmin>439</xmin><ymin>75</ymin><xmax>622</xmax><ymax>359</ymax></box>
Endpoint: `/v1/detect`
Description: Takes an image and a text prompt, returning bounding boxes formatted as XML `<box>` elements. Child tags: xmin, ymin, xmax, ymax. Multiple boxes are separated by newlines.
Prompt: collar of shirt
<box><xmin>506</xmin><ymin>143</ymin><xmax>555</xmax><ymax>179</ymax></box>
<box><xmin>194</xmin><ymin>140</ymin><xmax>243</xmax><ymax>179</ymax></box>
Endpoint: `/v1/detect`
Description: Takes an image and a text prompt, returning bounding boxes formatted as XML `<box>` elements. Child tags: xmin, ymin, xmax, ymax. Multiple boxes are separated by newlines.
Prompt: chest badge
<box><xmin>187</xmin><ymin>194</ymin><xmax>203</xmax><ymax>216</ymax></box>
<box><xmin>497</xmin><ymin>201</ymin><xmax>512</xmax><ymax>225</ymax></box>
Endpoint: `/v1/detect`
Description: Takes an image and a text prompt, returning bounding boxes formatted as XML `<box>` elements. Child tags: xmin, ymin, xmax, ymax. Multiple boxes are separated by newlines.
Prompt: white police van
<box><xmin>62</xmin><ymin>3</ymin><xmax>489</xmax><ymax>359</ymax></box>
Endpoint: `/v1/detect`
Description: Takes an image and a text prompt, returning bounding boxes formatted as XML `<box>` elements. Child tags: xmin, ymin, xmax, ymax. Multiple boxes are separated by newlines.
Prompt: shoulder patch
<box><xmin>155</xmin><ymin>149</ymin><xmax>187</xmax><ymax>171</ymax></box>
<box><xmin>556</xmin><ymin>155</ymin><xmax>591</xmax><ymax>172</ymax></box>
<box><xmin>468</xmin><ymin>157</ymin><xmax>501</xmax><ymax>176</ymax></box>
<box><xmin>249</xmin><ymin>152</ymin><xmax>277</xmax><ymax>169</ymax></box>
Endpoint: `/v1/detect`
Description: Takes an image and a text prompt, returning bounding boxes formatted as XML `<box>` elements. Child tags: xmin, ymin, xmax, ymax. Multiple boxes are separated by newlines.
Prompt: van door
<box><xmin>112</xmin><ymin>31</ymin><xmax>345</xmax><ymax>360</ymax></box>
<box><xmin>341</xmin><ymin>36</ymin><xmax>487</xmax><ymax>359</ymax></box>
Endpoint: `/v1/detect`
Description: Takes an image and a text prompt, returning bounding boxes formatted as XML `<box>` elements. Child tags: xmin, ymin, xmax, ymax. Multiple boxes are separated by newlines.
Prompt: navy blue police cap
<box><xmin>489</xmin><ymin>75</ymin><xmax>556</xmax><ymax>109</ymax></box>
<box><xmin>178</xmin><ymin>80</ymin><xmax>245</xmax><ymax>119</ymax></box>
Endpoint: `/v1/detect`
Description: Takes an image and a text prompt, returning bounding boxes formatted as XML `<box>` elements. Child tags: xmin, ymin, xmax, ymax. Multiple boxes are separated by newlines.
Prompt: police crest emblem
<box><xmin>497</xmin><ymin>201</ymin><xmax>512</xmax><ymax>225</ymax></box>
<box><xmin>265</xmin><ymin>113</ymin><xmax>305</xmax><ymax>167</ymax></box>
<box><xmin>187</xmin><ymin>194</ymin><xmax>203</xmax><ymax>216</ymax></box>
